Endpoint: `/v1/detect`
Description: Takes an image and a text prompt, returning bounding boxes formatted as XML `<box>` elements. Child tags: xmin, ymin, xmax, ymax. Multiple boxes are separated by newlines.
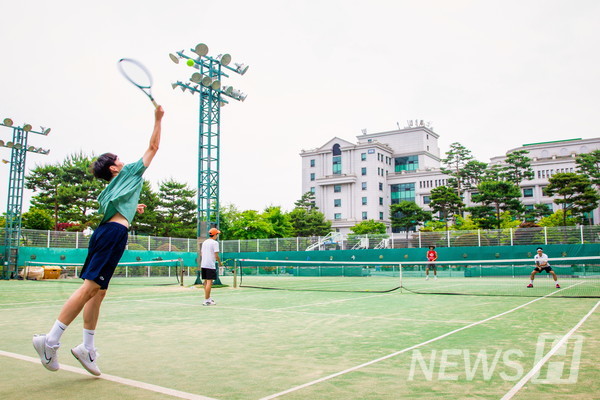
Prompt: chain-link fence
<box><xmin>1</xmin><ymin>225</ymin><xmax>600</xmax><ymax>252</ymax></box>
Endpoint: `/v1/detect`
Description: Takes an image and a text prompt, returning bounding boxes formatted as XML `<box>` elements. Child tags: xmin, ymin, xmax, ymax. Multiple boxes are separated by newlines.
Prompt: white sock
<box><xmin>83</xmin><ymin>329</ymin><xmax>95</xmax><ymax>350</ymax></box>
<box><xmin>530</xmin><ymin>280</ymin><xmax>534</xmax><ymax>284</ymax></box>
<box><xmin>47</xmin><ymin>320</ymin><xmax>67</xmax><ymax>346</ymax></box>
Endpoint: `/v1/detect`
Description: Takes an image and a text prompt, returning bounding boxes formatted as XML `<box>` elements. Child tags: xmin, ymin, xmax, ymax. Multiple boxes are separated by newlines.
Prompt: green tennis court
<box><xmin>1</xmin><ymin>277</ymin><xmax>598</xmax><ymax>399</ymax></box>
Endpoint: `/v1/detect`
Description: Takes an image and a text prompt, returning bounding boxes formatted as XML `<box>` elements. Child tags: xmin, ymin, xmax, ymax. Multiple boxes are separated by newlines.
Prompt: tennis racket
<box><xmin>117</xmin><ymin>58</ymin><xmax>158</xmax><ymax>108</ymax></box>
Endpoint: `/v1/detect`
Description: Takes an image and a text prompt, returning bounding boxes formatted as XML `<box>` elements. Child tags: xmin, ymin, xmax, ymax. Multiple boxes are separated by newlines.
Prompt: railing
<box><xmin>1</xmin><ymin>225</ymin><xmax>600</xmax><ymax>253</ymax></box>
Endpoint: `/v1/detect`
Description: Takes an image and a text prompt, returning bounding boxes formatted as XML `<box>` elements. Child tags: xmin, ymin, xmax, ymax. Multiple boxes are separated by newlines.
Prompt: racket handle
<box><xmin>152</xmin><ymin>99</ymin><xmax>159</xmax><ymax>109</ymax></box>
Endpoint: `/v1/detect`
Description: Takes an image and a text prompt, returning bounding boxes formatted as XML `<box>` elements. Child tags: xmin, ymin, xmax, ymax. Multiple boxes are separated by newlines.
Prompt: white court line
<box><xmin>500</xmin><ymin>300</ymin><xmax>600</xmax><ymax>400</ymax></box>
<box><xmin>0</xmin><ymin>350</ymin><xmax>217</xmax><ymax>400</ymax></box>
<box><xmin>258</xmin><ymin>287</ymin><xmax>577</xmax><ymax>400</ymax></box>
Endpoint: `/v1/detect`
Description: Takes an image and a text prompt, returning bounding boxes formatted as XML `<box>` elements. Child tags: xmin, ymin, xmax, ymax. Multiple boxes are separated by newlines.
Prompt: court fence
<box><xmin>1</xmin><ymin>225</ymin><xmax>600</xmax><ymax>253</ymax></box>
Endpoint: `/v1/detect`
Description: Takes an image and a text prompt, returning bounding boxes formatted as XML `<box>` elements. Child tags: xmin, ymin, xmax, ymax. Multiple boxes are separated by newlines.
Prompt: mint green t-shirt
<box><xmin>98</xmin><ymin>158</ymin><xmax>147</xmax><ymax>224</ymax></box>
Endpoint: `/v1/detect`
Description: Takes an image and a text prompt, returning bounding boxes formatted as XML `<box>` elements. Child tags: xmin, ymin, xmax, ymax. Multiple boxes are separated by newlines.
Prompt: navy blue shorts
<box><xmin>80</xmin><ymin>223</ymin><xmax>128</xmax><ymax>289</ymax></box>
<box><xmin>201</xmin><ymin>268</ymin><xmax>217</xmax><ymax>280</ymax></box>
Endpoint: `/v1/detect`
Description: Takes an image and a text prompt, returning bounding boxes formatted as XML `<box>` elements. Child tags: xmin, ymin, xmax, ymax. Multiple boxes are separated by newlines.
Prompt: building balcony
<box><xmin>315</xmin><ymin>174</ymin><xmax>357</xmax><ymax>185</ymax></box>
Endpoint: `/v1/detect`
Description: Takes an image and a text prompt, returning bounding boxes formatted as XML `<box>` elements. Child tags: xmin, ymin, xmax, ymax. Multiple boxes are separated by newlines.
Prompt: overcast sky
<box><xmin>1</xmin><ymin>0</ymin><xmax>599</xmax><ymax>215</ymax></box>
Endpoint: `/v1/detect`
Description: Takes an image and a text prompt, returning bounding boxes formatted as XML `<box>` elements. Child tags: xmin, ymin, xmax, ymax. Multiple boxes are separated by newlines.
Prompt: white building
<box><xmin>300</xmin><ymin>124</ymin><xmax>600</xmax><ymax>234</ymax></box>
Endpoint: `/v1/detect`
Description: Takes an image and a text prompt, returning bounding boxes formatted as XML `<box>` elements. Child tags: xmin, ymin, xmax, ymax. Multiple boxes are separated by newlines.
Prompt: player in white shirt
<box><xmin>527</xmin><ymin>247</ymin><xmax>560</xmax><ymax>288</ymax></box>
<box><xmin>200</xmin><ymin>228</ymin><xmax>223</xmax><ymax>305</ymax></box>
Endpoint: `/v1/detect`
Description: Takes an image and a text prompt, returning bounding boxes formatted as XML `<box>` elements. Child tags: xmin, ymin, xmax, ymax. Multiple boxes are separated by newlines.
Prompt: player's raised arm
<box><xmin>142</xmin><ymin>106</ymin><xmax>164</xmax><ymax>167</ymax></box>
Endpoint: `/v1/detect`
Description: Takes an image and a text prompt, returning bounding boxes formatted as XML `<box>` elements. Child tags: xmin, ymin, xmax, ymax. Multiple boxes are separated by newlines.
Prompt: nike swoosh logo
<box><xmin>43</xmin><ymin>350</ymin><xmax>53</xmax><ymax>364</ymax></box>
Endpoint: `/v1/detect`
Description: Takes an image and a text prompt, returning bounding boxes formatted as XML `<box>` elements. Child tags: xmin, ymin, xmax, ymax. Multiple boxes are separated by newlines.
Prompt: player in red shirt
<box><xmin>426</xmin><ymin>246</ymin><xmax>438</xmax><ymax>280</ymax></box>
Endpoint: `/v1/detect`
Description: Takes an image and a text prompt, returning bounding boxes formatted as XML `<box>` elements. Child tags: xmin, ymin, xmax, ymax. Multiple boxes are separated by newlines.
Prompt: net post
<box><xmin>179</xmin><ymin>258</ymin><xmax>184</xmax><ymax>286</ymax></box>
<box><xmin>399</xmin><ymin>263</ymin><xmax>403</xmax><ymax>289</ymax></box>
<box><xmin>233</xmin><ymin>259</ymin><xmax>238</xmax><ymax>288</ymax></box>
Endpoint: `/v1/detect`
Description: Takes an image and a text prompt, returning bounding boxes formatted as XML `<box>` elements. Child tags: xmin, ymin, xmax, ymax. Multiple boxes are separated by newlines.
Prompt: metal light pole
<box><xmin>169</xmin><ymin>42</ymin><xmax>248</xmax><ymax>284</ymax></box>
<box><xmin>0</xmin><ymin>118</ymin><xmax>50</xmax><ymax>279</ymax></box>
<box><xmin>169</xmin><ymin>43</ymin><xmax>248</xmax><ymax>238</ymax></box>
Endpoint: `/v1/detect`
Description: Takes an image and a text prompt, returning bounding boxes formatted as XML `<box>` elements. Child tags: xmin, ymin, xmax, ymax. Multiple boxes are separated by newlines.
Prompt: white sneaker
<box><xmin>425</xmin><ymin>276</ymin><xmax>429</xmax><ymax>280</ymax></box>
<box><xmin>71</xmin><ymin>343</ymin><xmax>101</xmax><ymax>376</ymax></box>
<box><xmin>33</xmin><ymin>334</ymin><xmax>59</xmax><ymax>372</ymax></box>
<box><xmin>203</xmin><ymin>298</ymin><xmax>216</xmax><ymax>306</ymax></box>
<box><xmin>434</xmin><ymin>276</ymin><xmax>438</xmax><ymax>280</ymax></box>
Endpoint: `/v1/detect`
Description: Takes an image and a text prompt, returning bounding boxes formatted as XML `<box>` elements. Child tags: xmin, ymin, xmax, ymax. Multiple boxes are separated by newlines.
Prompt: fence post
<box><xmin>418</xmin><ymin>231</ymin><xmax>421</xmax><ymax>248</ymax></box>
<box><xmin>478</xmin><ymin>229</ymin><xmax>481</xmax><ymax>247</ymax></box>
<box><xmin>148</xmin><ymin>236</ymin><xmax>151</xmax><ymax>251</ymax></box>
<box><xmin>544</xmin><ymin>227</ymin><xmax>548</xmax><ymax>245</ymax></box>
<box><xmin>238</xmin><ymin>239</ymin><xmax>241</xmax><ymax>253</ymax></box>
<box><xmin>297</xmin><ymin>237</ymin><xmax>299</xmax><ymax>252</ymax></box>
<box><xmin>510</xmin><ymin>228</ymin><xmax>513</xmax><ymax>246</ymax></box>
<box><xmin>276</xmin><ymin>238</ymin><xmax>279</xmax><ymax>252</ymax></box>
<box><xmin>169</xmin><ymin>237</ymin><xmax>172</xmax><ymax>252</ymax></box>
<box><xmin>447</xmin><ymin>230</ymin><xmax>450</xmax><ymax>247</ymax></box>
<box><xmin>580</xmin><ymin>225</ymin><xmax>584</xmax><ymax>244</ymax></box>
<box><xmin>75</xmin><ymin>232</ymin><xmax>79</xmax><ymax>249</ymax></box>
<box><xmin>47</xmin><ymin>230</ymin><xmax>51</xmax><ymax>248</ymax></box>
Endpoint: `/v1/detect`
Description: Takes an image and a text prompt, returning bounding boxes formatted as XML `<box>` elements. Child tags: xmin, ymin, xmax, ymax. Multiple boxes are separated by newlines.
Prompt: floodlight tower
<box><xmin>0</xmin><ymin>118</ymin><xmax>50</xmax><ymax>279</ymax></box>
<box><xmin>168</xmin><ymin>43</ymin><xmax>248</xmax><ymax>239</ymax></box>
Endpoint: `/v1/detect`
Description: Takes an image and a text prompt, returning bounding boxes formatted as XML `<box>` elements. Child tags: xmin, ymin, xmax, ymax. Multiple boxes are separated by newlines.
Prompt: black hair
<box><xmin>536</xmin><ymin>247</ymin><xmax>543</xmax><ymax>251</ymax></box>
<box><xmin>92</xmin><ymin>153</ymin><xmax>118</xmax><ymax>181</ymax></box>
<box><xmin>429</xmin><ymin>246</ymin><xmax>435</xmax><ymax>249</ymax></box>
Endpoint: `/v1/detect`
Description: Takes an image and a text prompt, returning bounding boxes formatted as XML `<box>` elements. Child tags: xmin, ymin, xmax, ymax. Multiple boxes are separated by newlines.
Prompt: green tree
<box><xmin>523</xmin><ymin>203</ymin><xmax>553</xmax><ymax>223</ymax></box>
<box><xmin>459</xmin><ymin>160</ymin><xmax>488</xmax><ymax>191</ymax></box>
<box><xmin>156</xmin><ymin>179</ymin><xmax>197</xmax><ymax>238</ymax></box>
<box><xmin>441</xmin><ymin>142</ymin><xmax>473</xmax><ymax>200</ymax></box>
<box><xmin>262</xmin><ymin>206</ymin><xmax>293</xmax><ymax>238</ymax></box>
<box><xmin>538</xmin><ymin>209</ymin><xmax>577</xmax><ymax>227</ymax></box>
<box><xmin>288</xmin><ymin>208</ymin><xmax>331</xmax><ymax>237</ymax></box>
<box><xmin>26</xmin><ymin>153</ymin><xmax>106</xmax><ymax>229</ymax></box>
<box><xmin>218</xmin><ymin>204</ymin><xmax>241</xmax><ymax>240</ymax></box>
<box><xmin>294</xmin><ymin>191</ymin><xmax>317</xmax><ymax>211</ymax></box>
<box><xmin>500</xmin><ymin>149</ymin><xmax>534</xmax><ymax>185</ymax></box>
<box><xmin>544</xmin><ymin>172</ymin><xmax>600</xmax><ymax>226</ymax></box>
<box><xmin>59</xmin><ymin>153</ymin><xmax>105</xmax><ymax>228</ymax></box>
<box><xmin>429</xmin><ymin>186</ymin><xmax>464</xmax><ymax>230</ymax></box>
<box><xmin>26</xmin><ymin>163</ymin><xmax>66</xmax><ymax>229</ymax></box>
<box><xmin>21</xmin><ymin>208</ymin><xmax>54</xmax><ymax>230</ymax></box>
<box><xmin>575</xmin><ymin>150</ymin><xmax>600</xmax><ymax>187</ymax></box>
<box><xmin>228</xmin><ymin>209</ymin><xmax>275</xmax><ymax>239</ymax></box>
<box><xmin>130</xmin><ymin>180</ymin><xmax>160</xmax><ymax>235</ymax></box>
<box><xmin>350</xmin><ymin>219</ymin><xmax>387</xmax><ymax>235</ymax></box>
<box><xmin>390</xmin><ymin>201</ymin><xmax>432</xmax><ymax>238</ymax></box>
<box><xmin>471</xmin><ymin>181</ymin><xmax>523</xmax><ymax>229</ymax></box>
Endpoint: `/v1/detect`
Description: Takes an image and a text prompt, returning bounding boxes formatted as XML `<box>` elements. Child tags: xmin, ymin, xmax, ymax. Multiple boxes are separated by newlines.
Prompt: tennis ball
<box><xmin>186</xmin><ymin>59</ymin><xmax>195</xmax><ymax>67</ymax></box>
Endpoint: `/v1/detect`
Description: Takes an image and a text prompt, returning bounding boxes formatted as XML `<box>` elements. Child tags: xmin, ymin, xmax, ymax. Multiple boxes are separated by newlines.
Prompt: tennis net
<box><xmin>22</xmin><ymin>258</ymin><xmax>188</xmax><ymax>286</ymax></box>
<box><xmin>235</xmin><ymin>257</ymin><xmax>600</xmax><ymax>297</ymax></box>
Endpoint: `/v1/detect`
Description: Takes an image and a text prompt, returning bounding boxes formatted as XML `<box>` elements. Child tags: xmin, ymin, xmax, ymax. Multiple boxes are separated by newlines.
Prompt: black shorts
<box><xmin>534</xmin><ymin>266</ymin><xmax>553</xmax><ymax>273</ymax></box>
<box><xmin>426</xmin><ymin>263</ymin><xmax>436</xmax><ymax>270</ymax></box>
<box><xmin>80</xmin><ymin>222</ymin><xmax>128</xmax><ymax>289</ymax></box>
<box><xmin>201</xmin><ymin>268</ymin><xmax>217</xmax><ymax>280</ymax></box>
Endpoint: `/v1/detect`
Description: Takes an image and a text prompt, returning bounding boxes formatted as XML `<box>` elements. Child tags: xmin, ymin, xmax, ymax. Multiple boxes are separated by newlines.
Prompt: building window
<box><xmin>310</xmin><ymin>173</ymin><xmax>315</xmax><ymax>181</ymax></box>
<box><xmin>310</xmin><ymin>159</ymin><xmax>315</xmax><ymax>167</ymax></box>
<box><xmin>379</xmin><ymin>182</ymin><xmax>383</xmax><ymax>191</ymax></box>
<box><xmin>362</xmin><ymin>197</ymin><xmax>368</xmax><ymax>205</ymax></box>
<box><xmin>523</xmin><ymin>188</ymin><xmax>534</xmax><ymax>197</ymax></box>
<box><xmin>334</xmin><ymin>213</ymin><xmax>342</xmax><ymax>220</ymax></box>
<box><xmin>362</xmin><ymin>212</ymin><xmax>368</xmax><ymax>220</ymax></box>
<box><xmin>379</xmin><ymin>212</ymin><xmax>384</xmax><ymax>220</ymax></box>
<box><xmin>423</xmin><ymin>195</ymin><xmax>431</xmax><ymax>205</ymax></box>
<box><xmin>395</xmin><ymin>155</ymin><xmax>419</xmax><ymax>172</ymax></box>
<box><xmin>334</xmin><ymin>185</ymin><xmax>341</xmax><ymax>193</ymax></box>
<box><xmin>390</xmin><ymin>183</ymin><xmax>415</xmax><ymax>204</ymax></box>
<box><xmin>361</xmin><ymin>152</ymin><xmax>367</xmax><ymax>161</ymax></box>
<box><xmin>361</xmin><ymin>167</ymin><xmax>367</xmax><ymax>176</ymax></box>
<box><xmin>310</xmin><ymin>187</ymin><xmax>315</xmax><ymax>193</ymax></box>
<box><xmin>333</xmin><ymin>155</ymin><xmax>342</xmax><ymax>175</ymax></box>
<box><xmin>379</xmin><ymin>197</ymin><xmax>384</xmax><ymax>206</ymax></box>
<box><xmin>362</xmin><ymin>182</ymin><xmax>367</xmax><ymax>191</ymax></box>
<box><xmin>334</xmin><ymin>199</ymin><xmax>341</xmax><ymax>207</ymax></box>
